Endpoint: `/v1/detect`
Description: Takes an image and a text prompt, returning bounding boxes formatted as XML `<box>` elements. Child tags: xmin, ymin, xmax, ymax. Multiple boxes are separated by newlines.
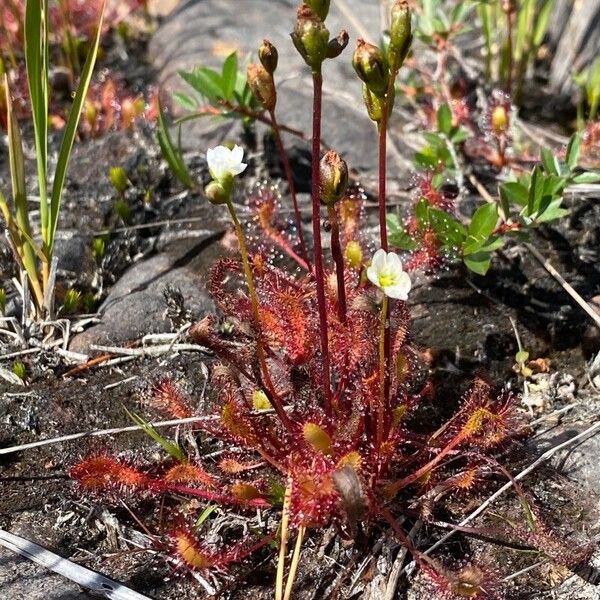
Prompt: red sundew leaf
<box><xmin>70</xmin><ymin>455</ymin><xmax>150</xmax><ymax>491</ymax></box>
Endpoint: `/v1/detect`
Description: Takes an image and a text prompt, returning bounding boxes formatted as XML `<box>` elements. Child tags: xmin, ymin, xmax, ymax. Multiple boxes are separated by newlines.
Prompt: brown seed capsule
<box><xmin>352</xmin><ymin>38</ymin><xmax>389</xmax><ymax>97</ymax></box>
<box><xmin>247</xmin><ymin>63</ymin><xmax>276</xmax><ymax>111</ymax></box>
<box><xmin>258</xmin><ymin>39</ymin><xmax>278</xmax><ymax>75</ymax></box>
<box><xmin>388</xmin><ymin>0</ymin><xmax>412</xmax><ymax>71</ymax></box>
<box><xmin>327</xmin><ymin>29</ymin><xmax>349</xmax><ymax>59</ymax></box>
<box><xmin>319</xmin><ymin>150</ymin><xmax>349</xmax><ymax>205</ymax></box>
<box><xmin>291</xmin><ymin>4</ymin><xmax>330</xmax><ymax>70</ymax></box>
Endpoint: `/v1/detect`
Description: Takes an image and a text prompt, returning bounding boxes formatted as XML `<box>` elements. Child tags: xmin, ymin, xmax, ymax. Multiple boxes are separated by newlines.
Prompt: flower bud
<box><xmin>291</xmin><ymin>5</ymin><xmax>330</xmax><ymax>70</ymax></box>
<box><xmin>303</xmin><ymin>422</ymin><xmax>332</xmax><ymax>455</ymax></box>
<box><xmin>320</xmin><ymin>150</ymin><xmax>349</xmax><ymax>205</ymax></box>
<box><xmin>362</xmin><ymin>85</ymin><xmax>386</xmax><ymax>122</ymax></box>
<box><xmin>252</xmin><ymin>389</ymin><xmax>272</xmax><ymax>410</ymax></box>
<box><xmin>247</xmin><ymin>63</ymin><xmax>276</xmax><ymax>111</ymax></box>
<box><xmin>388</xmin><ymin>0</ymin><xmax>412</xmax><ymax>71</ymax></box>
<box><xmin>258</xmin><ymin>39</ymin><xmax>278</xmax><ymax>74</ymax></box>
<box><xmin>345</xmin><ymin>240</ymin><xmax>363</xmax><ymax>268</ymax></box>
<box><xmin>352</xmin><ymin>39</ymin><xmax>389</xmax><ymax>97</ymax></box>
<box><xmin>327</xmin><ymin>29</ymin><xmax>349</xmax><ymax>59</ymax></box>
<box><xmin>304</xmin><ymin>0</ymin><xmax>330</xmax><ymax>20</ymax></box>
<box><xmin>490</xmin><ymin>104</ymin><xmax>509</xmax><ymax>135</ymax></box>
<box><xmin>205</xmin><ymin>180</ymin><xmax>230</xmax><ymax>205</ymax></box>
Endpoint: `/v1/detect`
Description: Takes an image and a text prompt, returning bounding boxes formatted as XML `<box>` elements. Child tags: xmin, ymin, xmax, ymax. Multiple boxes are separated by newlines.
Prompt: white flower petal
<box><xmin>231</xmin><ymin>144</ymin><xmax>244</xmax><ymax>164</ymax></box>
<box><xmin>366</xmin><ymin>265</ymin><xmax>379</xmax><ymax>288</ymax></box>
<box><xmin>386</xmin><ymin>251</ymin><xmax>402</xmax><ymax>273</ymax></box>
<box><xmin>206</xmin><ymin>145</ymin><xmax>246</xmax><ymax>181</ymax></box>
<box><xmin>230</xmin><ymin>162</ymin><xmax>248</xmax><ymax>176</ymax></box>
<box><xmin>371</xmin><ymin>249</ymin><xmax>387</xmax><ymax>272</ymax></box>
<box><xmin>384</xmin><ymin>272</ymin><xmax>411</xmax><ymax>300</ymax></box>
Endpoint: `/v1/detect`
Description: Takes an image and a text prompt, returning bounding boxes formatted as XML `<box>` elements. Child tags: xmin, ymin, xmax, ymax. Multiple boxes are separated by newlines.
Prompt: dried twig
<box><xmin>0</xmin><ymin>415</ymin><xmax>218</xmax><ymax>456</ymax></box>
<box><xmin>524</xmin><ymin>242</ymin><xmax>600</xmax><ymax>329</ymax></box>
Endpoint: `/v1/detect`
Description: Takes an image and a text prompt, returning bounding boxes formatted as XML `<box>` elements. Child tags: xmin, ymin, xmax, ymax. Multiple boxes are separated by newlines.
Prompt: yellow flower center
<box><xmin>378</xmin><ymin>273</ymin><xmax>394</xmax><ymax>287</ymax></box>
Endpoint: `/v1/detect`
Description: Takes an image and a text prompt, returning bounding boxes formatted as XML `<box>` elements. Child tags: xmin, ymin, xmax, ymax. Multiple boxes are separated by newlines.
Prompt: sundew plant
<box><xmin>71</xmin><ymin>1</ymin><xmax>598</xmax><ymax>598</ymax></box>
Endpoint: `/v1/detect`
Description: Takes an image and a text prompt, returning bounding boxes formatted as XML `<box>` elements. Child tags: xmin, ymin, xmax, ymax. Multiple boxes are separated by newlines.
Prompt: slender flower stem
<box><xmin>327</xmin><ymin>205</ymin><xmax>347</xmax><ymax>324</ymax></box>
<box><xmin>283</xmin><ymin>525</ymin><xmax>306</xmax><ymax>600</ymax></box>
<box><xmin>226</xmin><ymin>200</ymin><xmax>293</xmax><ymax>431</ymax></box>
<box><xmin>270</xmin><ymin>109</ymin><xmax>310</xmax><ymax>270</ymax></box>
<box><xmin>377</xmin><ymin>114</ymin><xmax>389</xmax><ymax>252</ymax></box>
<box><xmin>505</xmin><ymin>7</ymin><xmax>513</xmax><ymax>95</ymax></box>
<box><xmin>311</xmin><ymin>69</ymin><xmax>332</xmax><ymax>414</ymax></box>
<box><xmin>275</xmin><ymin>478</ymin><xmax>293</xmax><ymax>600</ymax></box>
<box><xmin>377</xmin><ymin>295</ymin><xmax>389</xmax><ymax>449</ymax></box>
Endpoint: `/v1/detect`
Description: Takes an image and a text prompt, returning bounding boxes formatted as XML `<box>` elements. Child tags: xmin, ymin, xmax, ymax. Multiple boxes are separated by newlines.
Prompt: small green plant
<box><xmin>61</xmin><ymin>288</ymin><xmax>81</xmax><ymax>314</ymax></box>
<box><xmin>478</xmin><ymin>0</ymin><xmax>555</xmax><ymax>99</ymax></box>
<box><xmin>175</xmin><ymin>52</ymin><xmax>260</xmax><ymax>135</ymax></box>
<box><xmin>0</xmin><ymin>0</ymin><xmax>105</xmax><ymax>317</ymax></box>
<box><xmin>12</xmin><ymin>361</ymin><xmax>26</xmax><ymax>381</ymax></box>
<box><xmin>573</xmin><ymin>55</ymin><xmax>600</xmax><ymax>127</ymax></box>
<box><xmin>0</xmin><ymin>287</ymin><xmax>6</xmax><ymax>315</ymax></box>
<box><xmin>389</xmin><ymin>132</ymin><xmax>600</xmax><ymax>275</ymax></box>
<box><xmin>109</xmin><ymin>166</ymin><xmax>130</xmax><ymax>197</ymax></box>
<box><xmin>91</xmin><ymin>237</ymin><xmax>106</xmax><ymax>261</ymax></box>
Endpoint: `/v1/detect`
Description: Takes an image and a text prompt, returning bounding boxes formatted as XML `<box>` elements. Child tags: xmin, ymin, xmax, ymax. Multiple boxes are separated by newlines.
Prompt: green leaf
<box><xmin>515</xmin><ymin>350</ymin><xmax>529</xmax><ymax>364</ymax></box>
<box><xmin>157</xmin><ymin>100</ymin><xmax>194</xmax><ymax>190</ymax></box>
<box><xmin>534</xmin><ymin>198</ymin><xmax>569</xmax><ymax>223</ymax></box>
<box><xmin>48</xmin><ymin>0</ymin><xmax>106</xmax><ymax>251</ymax></box>
<box><xmin>180</xmin><ymin>67</ymin><xmax>224</xmax><ymax>104</ymax></box>
<box><xmin>500</xmin><ymin>181</ymin><xmax>529</xmax><ymax>207</ymax></box>
<box><xmin>437</xmin><ymin>103</ymin><xmax>453</xmax><ymax>135</ymax></box>
<box><xmin>126</xmin><ymin>409</ymin><xmax>186</xmax><ymax>462</ymax></box>
<box><xmin>464</xmin><ymin>203</ymin><xmax>498</xmax><ymax>254</ymax></box>
<box><xmin>450</xmin><ymin>127</ymin><xmax>470</xmax><ymax>144</ymax></box>
<box><xmin>387</xmin><ymin>214</ymin><xmax>419</xmax><ymax>251</ymax></box>
<box><xmin>540</xmin><ymin>147</ymin><xmax>559</xmax><ymax>175</ymax></box>
<box><xmin>527</xmin><ymin>166</ymin><xmax>544</xmax><ymax>215</ymax></box>
<box><xmin>415</xmin><ymin>149</ymin><xmax>438</xmax><ymax>169</ymax></box>
<box><xmin>4</xmin><ymin>77</ymin><xmax>44</xmax><ymax>307</ymax></box>
<box><xmin>415</xmin><ymin>198</ymin><xmax>431</xmax><ymax>227</ymax></box>
<box><xmin>464</xmin><ymin>251</ymin><xmax>492</xmax><ymax>275</ymax></box>
<box><xmin>572</xmin><ymin>171</ymin><xmax>600</xmax><ymax>184</ymax></box>
<box><xmin>173</xmin><ymin>91</ymin><xmax>198</xmax><ymax>111</ymax></box>
<box><xmin>532</xmin><ymin>0</ymin><xmax>555</xmax><ymax>47</ymax></box>
<box><xmin>429</xmin><ymin>208</ymin><xmax>467</xmax><ymax>247</ymax></box>
<box><xmin>194</xmin><ymin>504</ymin><xmax>218</xmax><ymax>529</ymax></box>
<box><xmin>25</xmin><ymin>0</ymin><xmax>49</xmax><ymax>244</ymax></box>
<box><xmin>221</xmin><ymin>52</ymin><xmax>238</xmax><ymax>102</ymax></box>
<box><xmin>565</xmin><ymin>133</ymin><xmax>582</xmax><ymax>170</ymax></box>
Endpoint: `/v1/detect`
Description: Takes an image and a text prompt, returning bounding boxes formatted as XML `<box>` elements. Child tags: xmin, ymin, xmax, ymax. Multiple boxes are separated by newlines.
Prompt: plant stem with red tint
<box><xmin>226</xmin><ymin>200</ymin><xmax>293</xmax><ymax>431</ymax></box>
<box><xmin>327</xmin><ymin>205</ymin><xmax>347</xmax><ymax>324</ymax></box>
<box><xmin>377</xmin><ymin>295</ymin><xmax>388</xmax><ymax>448</ymax></box>
<box><xmin>270</xmin><ymin>109</ymin><xmax>310</xmax><ymax>270</ymax></box>
<box><xmin>378</xmin><ymin>90</ymin><xmax>392</xmax><ymax>416</ymax></box>
<box><xmin>311</xmin><ymin>69</ymin><xmax>332</xmax><ymax>414</ymax></box>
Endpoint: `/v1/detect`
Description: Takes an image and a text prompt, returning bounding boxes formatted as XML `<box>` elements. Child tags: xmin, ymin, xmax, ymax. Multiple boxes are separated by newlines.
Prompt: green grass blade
<box><xmin>24</xmin><ymin>0</ymin><xmax>49</xmax><ymax>247</ymax></box>
<box><xmin>48</xmin><ymin>0</ymin><xmax>106</xmax><ymax>251</ymax></box>
<box><xmin>5</xmin><ymin>77</ymin><xmax>44</xmax><ymax>308</ymax></box>
<box><xmin>125</xmin><ymin>408</ymin><xmax>187</xmax><ymax>462</ymax></box>
<box><xmin>157</xmin><ymin>99</ymin><xmax>195</xmax><ymax>189</ymax></box>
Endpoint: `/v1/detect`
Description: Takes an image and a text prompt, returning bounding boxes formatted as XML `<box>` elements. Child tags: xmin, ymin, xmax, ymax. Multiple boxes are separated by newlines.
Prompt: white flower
<box><xmin>206</xmin><ymin>145</ymin><xmax>247</xmax><ymax>181</ymax></box>
<box><xmin>367</xmin><ymin>249</ymin><xmax>412</xmax><ymax>300</ymax></box>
